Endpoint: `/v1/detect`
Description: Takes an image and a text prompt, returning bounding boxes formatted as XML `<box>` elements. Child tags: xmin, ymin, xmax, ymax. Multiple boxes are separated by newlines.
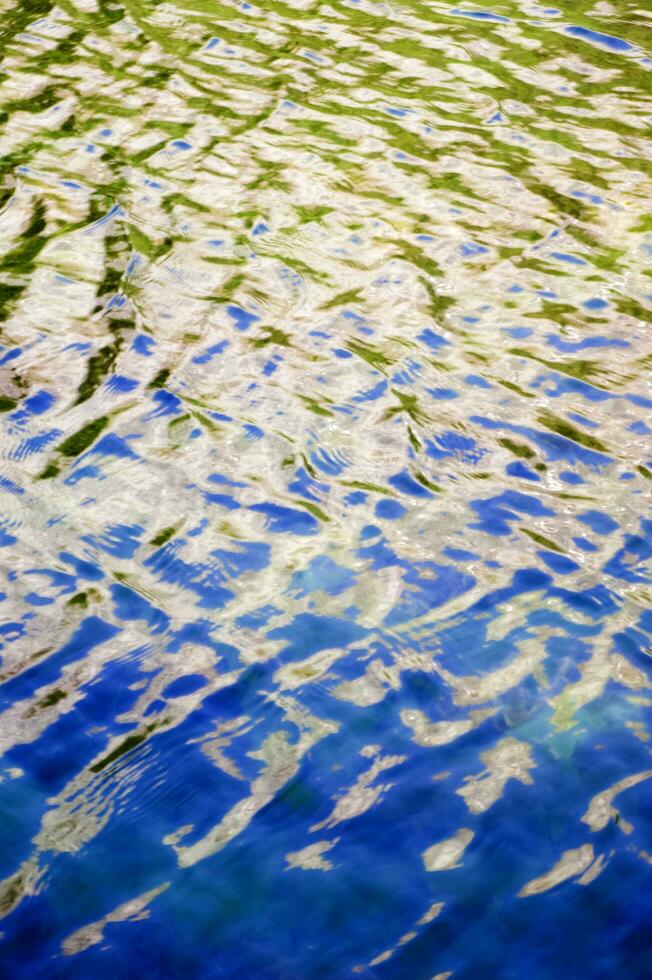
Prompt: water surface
<box><xmin>0</xmin><ymin>0</ymin><xmax>651</xmax><ymax>976</ymax></box>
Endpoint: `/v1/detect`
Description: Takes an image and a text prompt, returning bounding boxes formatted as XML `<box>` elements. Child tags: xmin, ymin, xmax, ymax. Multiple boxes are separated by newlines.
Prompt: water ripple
<box><xmin>0</xmin><ymin>0</ymin><xmax>650</xmax><ymax>975</ymax></box>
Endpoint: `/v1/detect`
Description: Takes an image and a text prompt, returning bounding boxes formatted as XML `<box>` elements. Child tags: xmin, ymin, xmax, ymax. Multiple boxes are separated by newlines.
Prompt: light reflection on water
<box><xmin>0</xmin><ymin>0</ymin><xmax>650</xmax><ymax>975</ymax></box>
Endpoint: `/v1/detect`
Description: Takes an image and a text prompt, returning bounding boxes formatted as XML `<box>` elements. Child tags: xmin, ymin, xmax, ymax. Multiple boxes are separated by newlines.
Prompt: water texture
<box><xmin>0</xmin><ymin>0</ymin><xmax>651</xmax><ymax>975</ymax></box>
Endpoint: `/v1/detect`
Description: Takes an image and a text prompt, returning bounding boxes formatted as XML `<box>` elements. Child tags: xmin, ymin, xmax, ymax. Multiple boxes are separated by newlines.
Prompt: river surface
<box><xmin>0</xmin><ymin>0</ymin><xmax>651</xmax><ymax>976</ymax></box>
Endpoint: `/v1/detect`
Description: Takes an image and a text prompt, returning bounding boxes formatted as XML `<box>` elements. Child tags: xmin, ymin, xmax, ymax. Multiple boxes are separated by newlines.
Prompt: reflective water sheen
<box><xmin>0</xmin><ymin>0</ymin><xmax>651</xmax><ymax>976</ymax></box>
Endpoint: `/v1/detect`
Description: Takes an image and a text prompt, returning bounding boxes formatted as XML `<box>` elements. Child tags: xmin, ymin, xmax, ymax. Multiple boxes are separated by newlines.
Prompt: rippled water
<box><xmin>0</xmin><ymin>0</ymin><xmax>651</xmax><ymax>975</ymax></box>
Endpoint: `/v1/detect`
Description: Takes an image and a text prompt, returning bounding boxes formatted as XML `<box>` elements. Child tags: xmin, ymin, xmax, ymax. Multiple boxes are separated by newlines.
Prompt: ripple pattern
<box><xmin>0</xmin><ymin>0</ymin><xmax>651</xmax><ymax>976</ymax></box>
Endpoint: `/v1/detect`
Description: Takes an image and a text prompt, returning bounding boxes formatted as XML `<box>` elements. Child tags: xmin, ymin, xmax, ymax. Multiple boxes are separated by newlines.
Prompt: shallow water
<box><xmin>0</xmin><ymin>0</ymin><xmax>651</xmax><ymax>975</ymax></box>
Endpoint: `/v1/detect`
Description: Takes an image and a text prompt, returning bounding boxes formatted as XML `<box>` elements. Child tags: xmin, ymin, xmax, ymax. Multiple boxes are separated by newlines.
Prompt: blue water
<box><xmin>0</xmin><ymin>0</ymin><xmax>651</xmax><ymax>975</ymax></box>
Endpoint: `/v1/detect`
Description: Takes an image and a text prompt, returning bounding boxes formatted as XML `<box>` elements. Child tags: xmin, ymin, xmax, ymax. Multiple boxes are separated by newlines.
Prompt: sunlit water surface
<box><xmin>0</xmin><ymin>0</ymin><xmax>651</xmax><ymax>975</ymax></box>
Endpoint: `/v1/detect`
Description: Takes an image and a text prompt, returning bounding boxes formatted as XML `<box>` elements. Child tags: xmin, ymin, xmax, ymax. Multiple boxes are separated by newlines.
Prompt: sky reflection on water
<box><xmin>0</xmin><ymin>0</ymin><xmax>651</xmax><ymax>976</ymax></box>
